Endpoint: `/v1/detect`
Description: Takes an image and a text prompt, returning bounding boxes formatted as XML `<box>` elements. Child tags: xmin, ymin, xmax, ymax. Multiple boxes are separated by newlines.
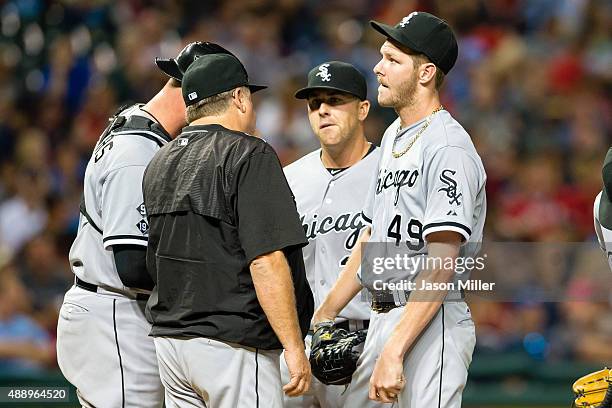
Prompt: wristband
<box><xmin>314</xmin><ymin>320</ymin><xmax>335</xmax><ymax>331</ymax></box>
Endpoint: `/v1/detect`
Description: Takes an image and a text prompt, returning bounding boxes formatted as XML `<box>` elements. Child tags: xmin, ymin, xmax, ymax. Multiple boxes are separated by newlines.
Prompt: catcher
<box><xmin>56</xmin><ymin>41</ymin><xmax>234</xmax><ymax>408</ymax></box>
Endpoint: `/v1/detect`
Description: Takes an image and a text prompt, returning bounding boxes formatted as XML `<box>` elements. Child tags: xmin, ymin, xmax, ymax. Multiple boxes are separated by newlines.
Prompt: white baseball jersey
<box><xmin>284</xmin><ymin>147</ymin><xmax>380</xmax><ymax>321</ymax></box>
<box><xmin>69</xmin><ymin>104</ymin><xmax>172</xmax><ymax>291</ymax></box>
<box><xmin>361</xmin><ymin>111</ymin><xmax>486</xmax><ymax>289</ymax></box>
<box><xmin>343</xmin><ymin>110</ymin><xmax>485</xmax><ymax>408</ymax></box>
<box><xmin>593</xmin><ymin>191</ymin><xmax>612</xmax><ymax>271</ymax></box>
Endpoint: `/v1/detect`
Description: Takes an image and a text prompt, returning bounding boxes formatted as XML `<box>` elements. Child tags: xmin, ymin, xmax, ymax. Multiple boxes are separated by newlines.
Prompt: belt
<box><xmin>75</xmin><ymin>277</ymin><xmax>150</xmax><ymax>301</ymax></box>
<box><xmin>370</xmin><ymin>288</ymin><xmax>465</xmax><ymax>313</ymax></box>
<box><xmin>336</xmin><ymin>319</ymin><xmax>369</xmax><ymax>331</ymax></box>
<box><xmin>370</xmin><ymin>290</ymin><xmax>409</xmax><ymax>313</ymax></box>
<box><xmin>371</xmin><ymin>299</ymin><xmax>399</xmax><ymax>314</ymax></box>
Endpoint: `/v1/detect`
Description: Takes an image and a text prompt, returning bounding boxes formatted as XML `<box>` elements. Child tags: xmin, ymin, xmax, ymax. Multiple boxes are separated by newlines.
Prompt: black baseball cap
<box><xmin>600</xmin><ymin>148</ymin><xmax>612</xmax><ymax>228</ymax></box>
<box><xmin>295</xmin><ymin>61</ymin><xmax>367</xmax><ymax>100</ymax></box>
<box><xmin>182</xmin><ymin>53</ymin><xmax>267</xmax><ymax>106</ymax></box>
<box><xmin>155</xmin><ymin>41</ymin><xmax>236</xmax><ymax>82</ymax></box>
<box><xmin>370</xmin><ymin>12</ymin><xmax>458</xmax><ymax>74</ymax></box>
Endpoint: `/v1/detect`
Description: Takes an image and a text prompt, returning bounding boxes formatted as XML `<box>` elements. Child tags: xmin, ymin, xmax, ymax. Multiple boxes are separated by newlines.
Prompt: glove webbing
<box><xmin>601</xmin><ymin>383</ymin><xmax>612</xmax><ymax>408</ymax></box>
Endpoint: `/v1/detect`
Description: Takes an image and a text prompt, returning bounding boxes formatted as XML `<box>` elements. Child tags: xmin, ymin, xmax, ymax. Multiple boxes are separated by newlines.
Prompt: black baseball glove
<box><xmin>309</xmin><ymin>322</ymin><xmax>367</xmax><ymax>386</ymax></box>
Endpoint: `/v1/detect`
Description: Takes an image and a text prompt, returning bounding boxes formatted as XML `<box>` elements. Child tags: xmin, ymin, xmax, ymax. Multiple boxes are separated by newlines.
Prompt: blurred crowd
<box><xmin>0</xmin><ymin>0</ymin><xmax>610</xmax><ymax>375</ymax></box>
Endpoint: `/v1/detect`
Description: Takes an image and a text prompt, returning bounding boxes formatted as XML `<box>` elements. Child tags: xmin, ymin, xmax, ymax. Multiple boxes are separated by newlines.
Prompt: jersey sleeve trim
<box><xmin>103</xmin><ymin>234</ymin><xmax>148</xmax><ymax>242</ymax></box>
<box><xmin>422</xmin><ymin>221</ymin><xmax>471</xmax><ymax>242</ymax></box>
<box><xmin>245</xmin><ymin>235</ymin><xmax>308</xmax><ymax>265</ymax></box>
<box><xmin>103</xmin><ymin>235</ymin><xmax>148</xmax><ymax>249</ymax></box>
<box><xmin>104</xmin><ymin>237</ymin><xmax>147</xmax><ymax>249</ymax></box>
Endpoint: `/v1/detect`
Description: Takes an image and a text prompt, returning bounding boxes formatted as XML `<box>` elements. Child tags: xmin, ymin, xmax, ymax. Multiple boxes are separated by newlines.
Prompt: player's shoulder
<box><xmin>94</xmin><ymin>105</ymin><xmax>171</xmax><ymax>169</ymax></box>
<box><xmin>430</xmin><ymin>111</ymin><xmax>474</xmax><ymax>149</ymax></box>
<box><xmin>99</xmin><ymin>129</ymin><xmax>162</xmax><ymax>171</ymax></box>
<box><xmin>283</xmin><ymin>150</ymin><xmax>323</xmax><ymax>189</ymax></box>
<box><xmin>364</xmin><ymin>144</ymin><xmax>381</xmax><ymax>162</ymax></box>
<box><xmin>425</xmin><ymin>111</ymin><xmax>483</xmax><ymax>164</ymax></box>
<box><xmin>284</xmin><ymin>149</ymin><xmax>321</xmax><ymax>176</ymax></box>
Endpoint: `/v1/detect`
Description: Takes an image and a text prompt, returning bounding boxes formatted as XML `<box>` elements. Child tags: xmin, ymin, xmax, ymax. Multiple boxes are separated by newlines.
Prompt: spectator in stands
<box><xmin>0</xmin><ymin>264</ymin><xmax>54</xmax><ymax>374</ymax></box>
<box><xmin>17</xmin><ymin>235</ymin><xmax>70</xmax><ymax>332</ymax></box>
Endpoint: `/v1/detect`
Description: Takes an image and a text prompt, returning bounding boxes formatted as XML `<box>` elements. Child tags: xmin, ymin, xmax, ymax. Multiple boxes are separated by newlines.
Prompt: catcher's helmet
<box><xmin>155</xmin><ymin>42</ymin><xmax>235</xmax><ymax>82</ymax></box>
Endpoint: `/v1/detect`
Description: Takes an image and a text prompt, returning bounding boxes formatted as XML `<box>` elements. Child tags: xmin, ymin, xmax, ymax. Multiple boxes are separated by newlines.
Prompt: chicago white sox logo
<box><xmin>438</xmin><ymin>169</ymin><xmax>462</xmax><ymax>205</ymax></box>
<box><xmin>316</xmin><ymin>63</ymin><xmax>331</xmax><ymax>82</ymax></box>
<box><xmin>399</xmin><ymin>12</ymin><xmax>418</xmax><ymax>27</ymax></box>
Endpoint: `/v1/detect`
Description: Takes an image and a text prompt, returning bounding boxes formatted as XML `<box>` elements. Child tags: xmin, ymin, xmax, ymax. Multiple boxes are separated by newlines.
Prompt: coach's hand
<box><xmin>369</xmin><ymin>345</ymin><xmax>405</xmax><ymax>403</ymax></box>
<box><xmin>283</xmin><ymin>347</ymin><xmax>311</xmax><ymax>397</ymax></box>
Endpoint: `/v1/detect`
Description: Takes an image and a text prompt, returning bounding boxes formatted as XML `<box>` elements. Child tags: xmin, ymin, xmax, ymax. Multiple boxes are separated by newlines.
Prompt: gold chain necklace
<box><xmin>391</xmin><ymin>106</ymin><xmax>444</xmax><ymax>158</ymax></box>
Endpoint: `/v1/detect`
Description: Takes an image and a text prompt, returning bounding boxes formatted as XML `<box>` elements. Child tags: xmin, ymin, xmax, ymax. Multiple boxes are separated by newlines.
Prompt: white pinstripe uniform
<box><xmin>57</xmin><ymin>104</ymin><xmax>169</xmax><ymax>407</ymax></box>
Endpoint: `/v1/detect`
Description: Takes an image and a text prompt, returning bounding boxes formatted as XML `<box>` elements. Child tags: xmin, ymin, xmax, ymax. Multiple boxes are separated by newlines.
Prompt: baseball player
<box><xmin>56</xmin><ymin>42</ymin><xmax>233</xmax><ymax>407</ymax></box>
<box><xmin>313</xmin><ymin>12</ymin><xmax>487</xmax><ymax>407</ymax></box>
<box><xmin>594</xmin><ymin>147</ymin><xmax>612</xmax><ymax>272</ymax></box>
<box><xmin>282</xmin><ymin>61</ymin><xmax>381</xmax><ymax>408</ymax></box>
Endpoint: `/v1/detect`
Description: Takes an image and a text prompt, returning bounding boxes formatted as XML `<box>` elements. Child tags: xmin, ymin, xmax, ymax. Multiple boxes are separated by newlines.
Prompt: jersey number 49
<box><xmin>387</xmin><ymin>214</ymin><xmax>424</xmax><ymax>250</ymax></box>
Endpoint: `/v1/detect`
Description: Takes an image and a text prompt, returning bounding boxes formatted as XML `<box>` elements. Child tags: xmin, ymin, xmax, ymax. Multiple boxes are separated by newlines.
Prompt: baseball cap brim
<box><xmin>155</xmin><ymin>58</ymin><xmax>183</xmax><ymax>81</ymax></box>
<box><xmin>370</xmin><ymin>20</ymin><xmax>422</xmax><ymax>54</ymax></box>
<box><xmin>294</xmin><ymin>86</ymin><xmax>362</xmax><ymax>100</ymax></box>
<box><xmin>247</xmin><ymin>84</ymin><xmax>267</xmax><ymax>94</ymax></box>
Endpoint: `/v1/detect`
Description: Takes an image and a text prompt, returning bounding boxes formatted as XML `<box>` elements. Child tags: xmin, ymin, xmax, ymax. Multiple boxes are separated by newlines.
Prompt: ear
<box><xmin>358</xmin><ymin>99</ymin><xmax>370</xmax><ymax>121</ymax></box>
<box><xmin>419</xmin><ymin>63</ymin><xmax>437</xmax><ymax>86</ymax></box>
<box><xmin>233</xmin><ymin>87</ymin><xmax>248</xmax><ymax>113</ymax></box>
<box><xmin>230</xmin><ymin>88</ymin><xmax>242</xmax><ymax>111</ymax></box>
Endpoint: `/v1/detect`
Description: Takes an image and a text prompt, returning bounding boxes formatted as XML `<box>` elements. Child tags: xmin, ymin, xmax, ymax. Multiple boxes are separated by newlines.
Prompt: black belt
<box><xmin>371</xmin><ymin>299</ymin><xmax>399</xmax><ymax>314</ymax></box>
<box><xmin>371</xmin><ymin>289</ymin><xmax>465</xmax><ymax>313</ymax></box>
<box><xmin>370</xmin><ymin>290</ymin><xmax>409</xmax><ymax>313</ymax></box>
<box><xmin>75</xmin><ymin>277</ymin><xmax>150</xmax><ymax>301</ymax></box>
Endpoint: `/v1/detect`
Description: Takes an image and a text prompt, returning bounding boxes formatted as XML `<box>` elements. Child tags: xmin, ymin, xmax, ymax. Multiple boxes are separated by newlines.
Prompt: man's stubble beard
<box><xmin>380</xmin><ymin>70</ymin><xmax>419</xmax><ymax>109</ymax></box>
<box><xmin>393</xmin><ymin>70</ymin><xmax>418</xmax><ymax>110</ymax></box>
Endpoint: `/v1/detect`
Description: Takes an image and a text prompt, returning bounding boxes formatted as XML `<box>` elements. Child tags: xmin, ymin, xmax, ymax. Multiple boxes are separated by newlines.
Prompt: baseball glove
<box><xmin>309</xmin><ymin>322</ymin><xmax>367</xmax><ymax>386</ymax></box>
<box><xmin>573</xmin><ymin>367</ymin><xmax>612</xmax><ymax>408</ymax></box>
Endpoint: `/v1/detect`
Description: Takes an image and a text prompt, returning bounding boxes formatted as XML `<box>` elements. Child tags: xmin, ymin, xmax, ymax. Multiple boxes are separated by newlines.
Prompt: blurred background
<box><xmin>0</xmin><ymin>0</ymin><xmax>610</xmax><ymax>406</ymax></box>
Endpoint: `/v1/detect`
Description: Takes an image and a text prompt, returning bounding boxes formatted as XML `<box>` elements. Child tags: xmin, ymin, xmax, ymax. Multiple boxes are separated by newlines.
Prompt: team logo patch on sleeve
<box><xmin>137</xmin><ymin>203</ymin><xmax>147</xmax><ymax>217</ymax></box>
<box><xmin>438</xmin><ymin>169</ymin><xmax>462</xmax><ymax>205</ymax></box>
<box><xmin>136</xmin><ymin>219</ymin><xmax>149</xmax><ymax>234</ymax></box>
